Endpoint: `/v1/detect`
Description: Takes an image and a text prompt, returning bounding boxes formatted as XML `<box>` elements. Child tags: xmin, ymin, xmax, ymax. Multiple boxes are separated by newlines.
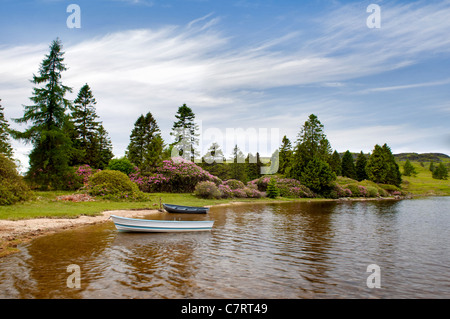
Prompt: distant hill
<box><xmin>393</xmin><ymin>153</ymin><xmax>449</xmax><ymax>163</ymax></box>
<box><xmin>337</xmin><ymin>152</ymin><xmax>449</xmax><ymax>163</ymax></box>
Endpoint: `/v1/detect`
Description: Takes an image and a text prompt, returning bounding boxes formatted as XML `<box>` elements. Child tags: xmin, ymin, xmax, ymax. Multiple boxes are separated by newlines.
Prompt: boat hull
<box><xmin>110</xmin><ymin>215</ymin><xmax>214</xmax><ymax>233</ymax></box>
<box><xmin>163</xmin><ymin>203</ymin><xmax>209</xmax><ymax>214</ymax></box>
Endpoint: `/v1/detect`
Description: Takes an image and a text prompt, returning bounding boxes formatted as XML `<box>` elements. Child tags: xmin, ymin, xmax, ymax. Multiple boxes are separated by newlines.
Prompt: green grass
<box><xmin>398</xmin><ymin>160</ymin><xmax>450</xmax><ymax>196</ymax></box>
<box><xmin>0</xmin><ymin>191</ymin><xmax>309</xmax><ymax>221</ymax></box>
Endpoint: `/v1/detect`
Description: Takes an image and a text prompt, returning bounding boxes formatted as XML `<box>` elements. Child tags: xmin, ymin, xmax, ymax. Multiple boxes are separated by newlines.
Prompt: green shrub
<box><xmin>87</xmin><ymin>170</ymin><xmax>148</xmax><ymax>201</ymax></box>
<box><xmin>378</xmin><ymin>184</ymin><xmax>400</xmax><ymax>193</ymax></box>
<box><xmin>346</xmin><ymin>184</ymin><xmax>360</xmax><ymax>197</ymax></box>
<box><xmin>366</xmin><ymin>186</ymin><xmax>379</xmax><ymax>197</ymax></box>
<box><xmin>266</xmin><ymin>178</ymin><xmax>280</xmax><ymax>198</ymax></box>
<box><xmin>107</xmin><ymin>157</ymin><xmax>135</xmax><ymax>175</ymax></box>
<box><xmin>0</xmin><ymin>154</ymin><xmax>33</xmax><ymax>205</ymax></box>
<box><xmin>194</xmin><ymin>181</ymin><xmax>221</xmax><ymax>199</ymax></box>
<box><xmin>359</xmin><ymin>180</ymin><xmax>388</xmax><ymax>197</ymax></box>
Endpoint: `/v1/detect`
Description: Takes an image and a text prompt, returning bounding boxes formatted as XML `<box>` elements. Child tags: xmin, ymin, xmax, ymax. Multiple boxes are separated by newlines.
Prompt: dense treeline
<box><xmin>0</xmin><ymin>38</ymin><xmax>447</xmax><ymax>203</ymax></box>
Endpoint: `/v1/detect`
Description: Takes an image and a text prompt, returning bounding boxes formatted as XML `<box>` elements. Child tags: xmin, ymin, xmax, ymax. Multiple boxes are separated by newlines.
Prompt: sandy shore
<box><xmin>0</xmin><ymin>209</ymin><xmax>162</xmax><ymax>255</ymax></box>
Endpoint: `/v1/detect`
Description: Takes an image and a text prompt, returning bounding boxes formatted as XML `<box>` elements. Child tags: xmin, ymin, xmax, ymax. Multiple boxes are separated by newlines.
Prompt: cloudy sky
<box><xmin>1</xmin><ymin>0</ymin><xmax>449</xmax><ymax>170</ymax></box>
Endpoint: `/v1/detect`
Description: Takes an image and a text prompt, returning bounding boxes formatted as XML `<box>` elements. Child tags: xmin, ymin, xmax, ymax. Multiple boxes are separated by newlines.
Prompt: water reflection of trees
<box><xmin>270</xmin><ymin>201</ymin><xmax>337</xmax><ymax>296</ymax></box>
<box><xmin>11</xmin><ymin>222</ymin><xmax>115</xmax><ymax>298</ymax></box>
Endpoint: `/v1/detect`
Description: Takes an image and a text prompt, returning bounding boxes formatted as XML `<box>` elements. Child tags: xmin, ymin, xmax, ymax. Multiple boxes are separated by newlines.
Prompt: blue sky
<box><xmin>1</xmin><ymin>0</ymin><xmax>449</xmax><ymax>170</ymax></box>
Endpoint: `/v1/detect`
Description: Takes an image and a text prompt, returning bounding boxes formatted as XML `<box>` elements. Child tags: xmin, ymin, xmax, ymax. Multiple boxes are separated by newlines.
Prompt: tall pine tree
<box><xmin>127</xmin><ymin>111</ymin><xmax>164</xmax><ymax>172</ymax></box>
<box><xmin>94</xmin><ymin>126</ymin><xmax>114</xmax><ymax>169</ymax></box>
<box><xmin>355</xmin><ymin>151</ymin><xmax>368</xmax><ymax>181</ymax></box>
<box><xmin>366</xmin><ymin>143</ymin><xmax>402</xmax><ymax>187</ymax></box>
<box><xmin>341</xmin><ymin>150</ymin><xmax>356</xmax><ymax>179</ymax></box>
<box><xmin>170</xmin><ymin>104</ymin><xmax>199</xmax><ymax>162</ymax></box>
<box><xmin>229</xmin><ymin>144</ymin><xmax>247</xmax><ymax>181</ymax></box>
<box><xmin>278</xmin><ymin>135</ymin><xmax>293</xmax><ymax>175</ymax></box>
<box><xmin>245</xmin><ymin>152</ymin><xmax>262</xmax><ymax>181</ymax></box>
<box><xmin>0</xmin><ymin>99</ymin><xmax>13</xmax><ymax>159</ymax></box>
<box><xmin>382</xmin><ymin>143</ymin><xmax>402</xmax><ymax>186</ymax></box>
<box><xmin>69</xmin><ymin>83</ymin><xmax>113</xmax><ymax>168</ymax></box>
<box><xmin>12</xmin><ymin>39</ymin><xmax>72</xmax><ymax>189</ymax></box>
<box><xmin>328</xmin><ymin>150</ymin><xmax>342</xmax><ymax>176</ymax></box>
<box><xmin>200</xmin><ymin>142</ymin><xmax>229</xmax><ymax>180</ymax></box>
<box><xmin>290</xmin><ymin>114</ymin><xmax>333</xmax><ymax>182</ymax></box>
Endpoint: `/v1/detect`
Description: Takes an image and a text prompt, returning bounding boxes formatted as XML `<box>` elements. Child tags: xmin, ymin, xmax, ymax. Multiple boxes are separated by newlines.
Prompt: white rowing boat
<box><xmin>110</xmin><ymin>215</ymin><xmax>214</xmax><ymax>233</ymax></box>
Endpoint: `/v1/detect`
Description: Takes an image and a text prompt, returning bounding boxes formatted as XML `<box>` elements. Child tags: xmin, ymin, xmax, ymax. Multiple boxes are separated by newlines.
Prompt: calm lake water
<box><xmin>0</xmin><ymin>197</ymin><xmax>449</xmax><ymax>299</ymax></box>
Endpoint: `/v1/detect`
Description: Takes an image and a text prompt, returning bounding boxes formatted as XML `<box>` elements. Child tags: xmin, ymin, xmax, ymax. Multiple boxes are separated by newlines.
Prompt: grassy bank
<box><xmin>0</xmin><ymin>191</ymin><xmax>312</xmax><ymax>221</ymax></box>
<box><xmin>399</xmin><ymin>160</ymin><xmax>450</xmax><ymax>196</ymax></box>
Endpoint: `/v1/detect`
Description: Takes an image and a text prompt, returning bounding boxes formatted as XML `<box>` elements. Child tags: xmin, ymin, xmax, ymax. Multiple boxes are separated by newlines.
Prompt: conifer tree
<box><xmin>300</xmin><ymin>157</ymin><xmax>335</xmax><ymax>194</ymax></box>
<box><xmin>12</xmin><ymin>38</ymin><xmax>72</xmax><ymax>189</ymax></box>
<box><xmin>355</xmin><ymin>151</ymin><xmax>368</xmax><ymax>181</ymax></box>
<box><xmin>382</xmin><ymin>143</ymin><xmax>402</xmax><ymax>186</ymax></box>
<box><xmin>201</xmin><ymin>142</ymin><xmax>229</xmax><ymax>180</ymax></box>
<box><xmin>432</xmin><ymin>162</ymin><xmax>448</xmax><ymax>180</ymax></box>
<box><xmin>245</xmin><ymin>152</ymin><xmax>262</xmax><ymax>181</ymax></box>
<box><xmin>278</xmin><ymin>135</ymin><xmax>293</xmax><ymax>175</ymax></box>
<box><xmin>341</xmin><ymin>150</ymin><xmax>356</xmax><ymax>179</ymax></box>
<box><xmin>366</xmin><ymin>144</ymin><xmax>386</xmax><ymax>184</ymax></box>
<box><xmin>127</xmin><ymin>111</ymin><xmax>164</xmax><ymax>172</ymax></box>
<box><xmin>266</xmin><ymin>178</ymin><xmax>280</xmax><ymax>198</ymax></box>
<box><xmin>403</xmin><ymin>159</ymin><xmax>417</xmax><ymax>177</ymax></box>
<box><xmin>69</xmin><ymin>84</ymin><xmax>114</xmax><ymax>168</ymax></box>
<box><xmin>0</xmin><ymin>99</ymin><xmax>13</xmax><ymax>159</ymax></box>
<box><xmin>203</xmin><ymin>142</ymin><xmax>225</xmax><ymax>165</ymax></box>
<box><xmin>328</xmin><ymin>150</ymin><xmax>341</xmax><ymax>176</ymax></box>
<box><xmin>170</xmin><ymin>104</ymin><xmax>199</xmax><ymax>162</ymax></box>
<box><xmin>229</xmin><ymin>144</ymin><xmax>247</xmax><ymax>181</ymax></box>
<box><xmin>94</xmin><ymin>126</ymin><xmax>114</xmax><ymax>169</ymax></box>
<box><xmin>366</xmin><ymin>144</ymin><xmax>402</xmax><ymax>187</ymax></box>
<box><xmin>289</xmin><ymin>114</ymin><xmax>331</xmax><ymax>179</ymax></box>
<box><xmin>429</xmin><ymin>162</ymin><xmax>435</xmax><ymax>172</ymax></box>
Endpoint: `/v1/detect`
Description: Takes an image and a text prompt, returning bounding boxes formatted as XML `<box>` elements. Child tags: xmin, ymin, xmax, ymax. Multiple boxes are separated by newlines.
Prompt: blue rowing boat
<box><xmin>163</xmin><ymin>203</ymin><xmax>209</xmax><ymax>214</ymax></box>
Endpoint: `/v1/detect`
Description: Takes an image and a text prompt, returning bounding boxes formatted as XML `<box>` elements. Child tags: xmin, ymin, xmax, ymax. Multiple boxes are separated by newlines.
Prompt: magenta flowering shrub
<box><xmin>333</xmin><ymin>183</ymin><xmax>352</xmax><ymax>197</ymax></box>
<box><xmin>195</xmin><ymin>180</ymin><xmax>266</xmax><ymax>199</ymax></box>
<box><xmin>276</xmin><ymin>178</ymin><xmax>315</xmax><ymax>198</ymax></box>
<box><xmin>66</xmin><ymin>164</ymin><xmax>101</xmax><ymax>190</ymax></box>
<box><xmin>130</xmin><ymin>158</ymin><xmax>222</xmax><ymax>193</ymax></box>
<box><xmin>253</xmin><ymin>176</ymin><xmax>273</xmax><ymax>192</ymax></box>
<box><xmin>244</xmin><ymin>187</ymin><xmax>265</xmax><ymax>198</ymax></box>
<box><xmin>250</xmin><ymin>176</ymin><xmax>314</xmax><ymax>198</ymax></box>
<box><xmin>75</xmin><ymin>165</ymin><xmax>100</xmax><ymax>185</ymax></box>
<box><xmin>231</xmin><ymin>188</ymin><xmax>247</xmax><ymax>198</ymax></box>
<box><xmin>218</xmin><ymin>184</ymin><xmax>233</xmax><ymax>198</ymax></box>
<box><xmin>358</xmin><ymin>185</ymin><xmax>368</xmax><ymax>197</ymax></box>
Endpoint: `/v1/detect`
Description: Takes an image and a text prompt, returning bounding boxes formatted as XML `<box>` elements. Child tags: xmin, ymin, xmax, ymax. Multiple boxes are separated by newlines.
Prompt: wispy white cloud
<box><xmin>111</xmin><ymin>0</ymin><xmax>155</xmax><ymax>6</ymax></box>
<box><xmin>359</xmin><ymin>78</ymin><xmax>450</xmax><ymax>93</ymax></box>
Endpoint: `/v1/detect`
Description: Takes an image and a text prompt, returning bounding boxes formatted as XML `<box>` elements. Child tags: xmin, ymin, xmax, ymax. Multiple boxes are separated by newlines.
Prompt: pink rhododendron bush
<box><xmin>194</xmin><ymin>180</ymin><xmax>266</xmax><ymax>199</ymax></box>
<box><xmin>130</xmin><ymin>157</ymin><xmax>222</xmax><ymax>193</ymax></box>
<box><xmin>66</xmin><ymin>164</ymin><xmax>100</xmax><ymax>190</ymax></box>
